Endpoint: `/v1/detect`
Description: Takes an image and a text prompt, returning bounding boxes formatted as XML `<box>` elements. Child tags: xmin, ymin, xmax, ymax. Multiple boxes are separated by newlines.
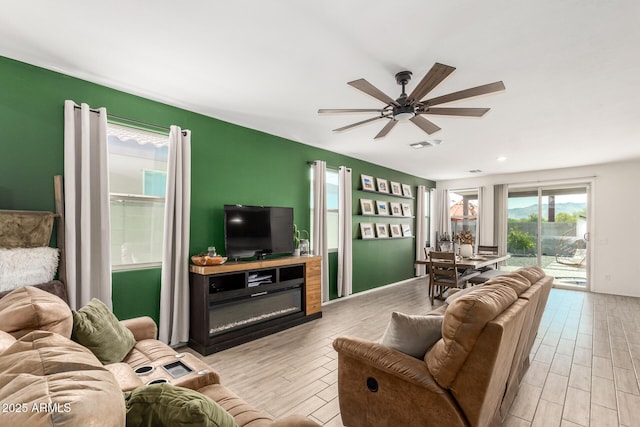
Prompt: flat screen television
<box><xmin>224</xmin><ymin>205</ymin><xmax>294</xmax><ymax>259</ymax></box>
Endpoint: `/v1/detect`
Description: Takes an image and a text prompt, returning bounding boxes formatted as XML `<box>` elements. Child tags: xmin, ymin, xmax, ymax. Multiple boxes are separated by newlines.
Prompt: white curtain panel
<box><xmin>159</xmin><ymin>126</ymin><xmax>191</xmax><ymax>346</ymax></box>
<box><xmin>494</xmin><ymin>184</ymin><xmax>509</xmax><ymax>257</ymax></box>
<box><xmin>311</xmin><ymin>160</ymin><xmax>329</xmax><ymax>302</ymax></box>
<box><xmin>429</xmin><ymin>188</ymin><xmax>437</xmax><ymax>248</ymax></box>
<box><xmin>63</xmin><ymin>100</ymin><xmax>112</xmax><ymax>310</ymax></box>
<box><xmin>476</xmin><ymin>186</ymin><xmax>485</xmax><ymax>250</ymax></box>
<box><xmin>337</xmin><ymin>166</ymin><xmax>352</xmax><ymax>297</ymax></box>
<box><xmin>434</xmin><ymin>188</ymin><xmax>451</xmax><ymax>243</ymax></box>
<box><xmin>415</xmin><ymin>185</ymin><xmax>427</xmax><ymax>276</ymax></box>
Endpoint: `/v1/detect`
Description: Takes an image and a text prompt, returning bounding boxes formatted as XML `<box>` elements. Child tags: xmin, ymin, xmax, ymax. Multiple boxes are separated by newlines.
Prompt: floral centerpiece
<box><xmin>454</xmin><ymin>230</ymin><xmax>474</xmax><ymax>245</ymax></box>
<box><xmin>454</xmin><ymin>230</ymin><xmax>474</xmax><ymax>258</ymax></box>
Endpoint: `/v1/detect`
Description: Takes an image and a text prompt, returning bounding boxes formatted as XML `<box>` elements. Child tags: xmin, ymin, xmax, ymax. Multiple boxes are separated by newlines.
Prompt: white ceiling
<box><xmin>2</xmin><ymin>1</ymin><xmax>640</xmax><ymax>180</ymax></box>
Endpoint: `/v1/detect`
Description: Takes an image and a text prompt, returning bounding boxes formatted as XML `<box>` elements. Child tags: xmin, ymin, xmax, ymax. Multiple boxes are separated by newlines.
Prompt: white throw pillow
<box><xmin>380</xmin><ymin>312</ymin><xmax>444</xmax><ymax>359</ymax></box>
<box><xmin>0</xmin><ymin>247</ymin><xmax>59</xmax><ymax>292</ymax></box>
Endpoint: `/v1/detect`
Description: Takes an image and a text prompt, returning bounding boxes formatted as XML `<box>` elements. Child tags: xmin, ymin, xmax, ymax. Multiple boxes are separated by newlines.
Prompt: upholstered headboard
<box><xmin>0</xmin><ymin>176</ymin><xmax>68</xmax><ymax>303</ymax></box>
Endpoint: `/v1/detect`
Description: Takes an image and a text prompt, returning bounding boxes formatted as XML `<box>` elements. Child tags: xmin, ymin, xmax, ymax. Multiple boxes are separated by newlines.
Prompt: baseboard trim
<box><xmin>323</xmin><ymin>276</ymin><xmax>424</xmax><ymax>306</ymax></box>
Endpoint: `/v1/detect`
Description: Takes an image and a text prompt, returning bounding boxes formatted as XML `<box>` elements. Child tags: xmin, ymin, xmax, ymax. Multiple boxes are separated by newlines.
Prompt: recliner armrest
<box><xmin>120</xmin><ymin>316</ymin><xmax>158</xmax><ymax>341</ymax></box>
<box><xmin>332</xmin><ymin>336</ymin><xmax>466</xmax><ymax>427</ymax></box>
<box><xmin>333</xmin><ymin>336</ymin><xmax>442</xmax><ymax>392</ymax></box>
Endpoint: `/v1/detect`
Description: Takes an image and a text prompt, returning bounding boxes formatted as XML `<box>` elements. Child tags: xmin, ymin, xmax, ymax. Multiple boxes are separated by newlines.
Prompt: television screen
<box><xmin>224</xmin><ymin>205</ymin><xmax>294</xmax><ymax>259</ymax></box>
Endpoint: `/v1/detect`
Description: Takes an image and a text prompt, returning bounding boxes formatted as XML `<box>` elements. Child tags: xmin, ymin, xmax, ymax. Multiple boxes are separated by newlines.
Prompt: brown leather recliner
<box><xmin>333</xmin><ymin>267</ymin><xmax>552</xmax><ymax>427</ymax></box>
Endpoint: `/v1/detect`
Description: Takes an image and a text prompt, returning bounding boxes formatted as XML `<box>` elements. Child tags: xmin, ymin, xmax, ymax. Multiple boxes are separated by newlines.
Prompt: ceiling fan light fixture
<box><xmin>393</xmin><ymin>104</ymin><xmax>415</xmax><ymax>121</ymax></box>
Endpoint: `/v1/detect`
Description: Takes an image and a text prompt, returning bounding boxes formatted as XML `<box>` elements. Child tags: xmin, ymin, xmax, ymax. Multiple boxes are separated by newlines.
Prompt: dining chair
<box><xmin>428</xmin><ymin>251</ymin><xmax>480</xmax><ymax>304</ymax></box>
<box><xmin>477</xmin><ymin>245</ymin><xmax>500</xmax><ymax>270</ymax></box>
<box><xmin>477</xmin><ymin>245</ymin><xmax>499</xmax><ymax>255</ymax></box>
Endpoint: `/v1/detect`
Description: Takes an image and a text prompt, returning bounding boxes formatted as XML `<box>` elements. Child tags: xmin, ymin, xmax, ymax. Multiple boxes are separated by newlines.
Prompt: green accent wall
<box><xmin>0</xmin><ymin>56</ymin><xmax>434</xmax><ymax>320</ymax></box>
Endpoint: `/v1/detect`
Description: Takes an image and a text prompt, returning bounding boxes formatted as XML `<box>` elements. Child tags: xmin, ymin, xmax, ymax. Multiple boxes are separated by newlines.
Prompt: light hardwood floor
<box><xmin>183</xmin><ymin>278</ymin><xmax>640</xmax><ymax>426</ymax></box>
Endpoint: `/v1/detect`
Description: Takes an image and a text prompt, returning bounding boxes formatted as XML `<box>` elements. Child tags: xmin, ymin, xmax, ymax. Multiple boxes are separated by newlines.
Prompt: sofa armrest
<box><xmin>270</xmin><ymin>415</ymin><xmax>321</xmax><ymax>426</ymax></box>
<box><xmin>120</xmin><ymin>316</ymin><xmax>157</xmax><ymax>341</ymax></box>
<box><xmin>333</xmin><ymin>336</ymin><xmax>466</xmax><ymax>427</ymax></box>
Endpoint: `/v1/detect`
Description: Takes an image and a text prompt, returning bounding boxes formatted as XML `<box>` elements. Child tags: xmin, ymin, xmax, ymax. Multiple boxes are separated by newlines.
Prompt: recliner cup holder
<box><xmin>134</xmin><ymin>365</ymin><xmax>155</xmax><ymax>376</ymax></box>
<box><xmin>146</xmin><ymin>378</ymin><xmax>169</xmax><ymax>385</ymax></box>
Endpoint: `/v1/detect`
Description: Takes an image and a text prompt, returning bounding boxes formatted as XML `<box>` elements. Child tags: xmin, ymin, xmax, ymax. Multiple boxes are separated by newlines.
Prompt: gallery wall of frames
<box><xmin>358</xmin><ymin>174</ymin><xmax>414</xmax><ymax>240</ymax></box>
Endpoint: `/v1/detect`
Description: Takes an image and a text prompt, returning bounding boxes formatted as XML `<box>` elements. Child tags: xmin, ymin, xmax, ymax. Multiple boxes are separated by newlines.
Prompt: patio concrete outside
<box><xmin>503</xmin><ymin>254</ymin><xmax>587</xmax><ymax>287</ymax></box>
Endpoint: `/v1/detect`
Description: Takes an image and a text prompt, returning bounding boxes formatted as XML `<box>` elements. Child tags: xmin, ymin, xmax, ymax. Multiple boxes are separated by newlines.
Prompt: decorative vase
<box><xmin>459</xmin><ymin>244</ymin><xmax>473</xmax><ymax>258</ymax></box>
<box><xmin>293</xmin><ymin>248</ymin><xmax>301</xmax><ymax>257</ymax></box>
<box><xmin>300</xmin><ymin>239</ymin><xmax>309</xmax><ymax>256</ymax></box>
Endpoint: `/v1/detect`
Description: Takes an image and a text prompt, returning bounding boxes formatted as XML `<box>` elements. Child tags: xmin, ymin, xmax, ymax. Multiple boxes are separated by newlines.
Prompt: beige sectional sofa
<box><xmin>0</xmin><ymin>286</ymin><xmax>319</xmax><ymax>427</ymax></box>
<box><xmin>333</xmin><ymin>266</ymin><xmax>552</xmax><ymax>427</ymax></box>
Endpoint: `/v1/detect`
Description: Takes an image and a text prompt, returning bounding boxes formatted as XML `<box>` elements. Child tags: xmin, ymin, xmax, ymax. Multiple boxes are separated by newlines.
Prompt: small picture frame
<box><xmin>402</xmin><ymin>224</ymin><xmax>412</xmax><ymax>237</ymax></box>
<box><xmin>375</xmin><ymin>223</ymin><xmax>389</xmax><ymax>238</ymax></box>
<box><xmin>376</xmin><ymin>200</ymin><xmax>389</xmax><ymax>216</ymax></box>
<box><xmin>389</xmin><ymin>224</ymin><xmax>402</xmax><ymax>237</ymax></box>
<box><xmin>390</xmin><ymin>181</ymin><xmax>402</xmax><ymax>196</ymax></box>
<box><xmin>402</xmin><ymin>184</ymin><xmax>413</xmax><ymax>198</ymax></box>
<box><xmin>401</xmin><ymin>203</ymin><xmax>412</xmax><ymax>217</ymax></box>
<box><xmin>361</xmin><ymin>174</ymin><xmax>375</xmax><ymax>191</ymax></box>
<box><xmin>376</xmin><ymin>178</ymin><xmax>389</xmax><ymax>193</ymax></box>
<box><xmin>360</xmin><ymin>198</ymin><xmax>375</xmax><ymax>215</ymax></box>
<box><xmin>390</xmin><ymin>202</ymin><xmax>402</xmax><ymax>216</ymax></box>
<box><xmin>360</xmin><ymin>223</ymin><xmax>375</xmax><ymax>239</ymax></box>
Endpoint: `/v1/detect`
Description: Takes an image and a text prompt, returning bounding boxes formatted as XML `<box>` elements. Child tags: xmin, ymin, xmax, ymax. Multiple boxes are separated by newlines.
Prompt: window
<box><xmin>310</xmin><ymin>168</ymin><xmax>340</xmax><ymax>251</ymax></box>
<box><xmin>449</xmin><ymin>188</ymin><xmax>479</xmax><ymax>244</ymax></box>
<box><xmin>107</xmin><ymin>123</ymin><xmax>169</xmax><ymax>269</ymax></box>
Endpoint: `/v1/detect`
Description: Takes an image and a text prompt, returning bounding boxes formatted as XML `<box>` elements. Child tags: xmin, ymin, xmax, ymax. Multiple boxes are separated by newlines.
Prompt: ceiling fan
<box><xmin>318</xmin><ymin>62</ymin><xmax>505</xmax><ymax>139</ymax></box>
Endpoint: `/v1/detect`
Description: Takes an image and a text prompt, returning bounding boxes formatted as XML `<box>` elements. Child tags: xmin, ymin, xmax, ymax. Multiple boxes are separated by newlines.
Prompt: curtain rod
<box><xmin>306</xmin><ymin>161</ymin><xmax>347</xmax><ymax>171</ymax></box>
<box><xmin>73</xmin><ymin>105</ymin><xmax>186</xmax><ymax>135</ymax></box>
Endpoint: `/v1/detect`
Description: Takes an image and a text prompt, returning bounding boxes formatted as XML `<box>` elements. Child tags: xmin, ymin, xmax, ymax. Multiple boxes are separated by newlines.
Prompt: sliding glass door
<box><xmin>506</xmin><ymin>184</ymin><xmax>589</xmax><ymax>289</ymax></box>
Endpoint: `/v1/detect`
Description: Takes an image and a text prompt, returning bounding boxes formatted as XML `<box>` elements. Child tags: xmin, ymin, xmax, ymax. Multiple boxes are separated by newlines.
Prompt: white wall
<box><xmin>437</xmin><ymin>158</ymin><xmax>640</xmax><ymax>298</ymax></box>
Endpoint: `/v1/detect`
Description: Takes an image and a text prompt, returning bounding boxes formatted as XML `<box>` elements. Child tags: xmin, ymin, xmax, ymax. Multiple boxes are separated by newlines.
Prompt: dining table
<box><xmin>415</xmin><ymin>253</ymin><xmax>511</xmax><ymax>272</ymax></box>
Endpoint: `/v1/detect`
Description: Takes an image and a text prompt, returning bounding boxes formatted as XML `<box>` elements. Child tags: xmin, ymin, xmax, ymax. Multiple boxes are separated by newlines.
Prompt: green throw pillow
<box><xmin>124</xmin><ymin>384</ymin><xmax>239</xmax><ymax>427</ymax></box>
<box><xmin>71</xmin><ymin>298</ymin><xmax>136</xmax><ymax>364</ymax></box>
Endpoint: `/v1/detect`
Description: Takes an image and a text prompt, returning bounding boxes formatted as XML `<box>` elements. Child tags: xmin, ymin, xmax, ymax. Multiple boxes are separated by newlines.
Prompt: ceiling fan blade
<box><xmin>333</xmin><ymin>115</ymin><xmax>388</xmax><ymax>132</ymax></box>
<box><xmin>348</xmin><ymin>79</ymin><xmax>399</xmax><ymax>106</ymax></box>
<box><xmin>374</xmin><ymin>120</ymin><xmax>398</xmax><ymax>139</ymax></box>
<box><xmin>318</xmin><ymin>108</ymin><xmax>386</xmax><ymax>114</ymax></box>
<box><xmin>422</xmin><ymin>107</ymin><xmax>490</xmax><ymax>117</ymax></box>
<box><xmin>408</xmin><ymin>63</ymin><xmax>456</xmax><ymax>102</ymax></box>
<box><xmin>410</xmin><ymin>115</ymin><xmax>441</xmax><ymax>135</ymax></box>
<box><xmin>425</xmin><ymin>81</ymin><xmax>506</xmax><ymax>106</ymax></box>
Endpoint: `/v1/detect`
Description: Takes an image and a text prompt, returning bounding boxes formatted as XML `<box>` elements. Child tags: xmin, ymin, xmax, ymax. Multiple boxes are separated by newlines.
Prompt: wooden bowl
<box><xmin>191</xmin><ymin>256</ymin><xmax>228</xmax><ymax>266</ymax></box>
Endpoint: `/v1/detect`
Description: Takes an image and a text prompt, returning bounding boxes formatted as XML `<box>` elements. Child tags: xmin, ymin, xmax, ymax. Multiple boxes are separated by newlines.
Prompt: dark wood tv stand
<box><xmin>188</xmin><ymin>255</ymin><xmax>322</xmax><ymax>355</ymax></box>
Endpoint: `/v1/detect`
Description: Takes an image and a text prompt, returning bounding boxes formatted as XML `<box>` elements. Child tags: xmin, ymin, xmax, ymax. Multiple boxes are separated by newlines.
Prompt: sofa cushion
<box><xmin>444</xmin><ymin>285</ymin><xmax>479</xmax><ymax>304</ymax></box>
<box><xmin>105</xmin><ymin>362</ymin><xmax>144</xmax><ymax>392</ymax></box>
<box><xmin>380</xmin><ymin>312</ymin><xmax>443</xmax><ymax>358</ymax></box>
<box><xmin>0</xmin><ymin>330</ymin><xmax>125</xmax><ymax>426</ymax></box>
<box><xmin>0</xmin><ymin>330</ymin><xmax>16</xmax><ymax>353</ymax></box>
<box><xmin>124</xmin><ymin>383</ymin><xmax>238</xmax><ymax>427</ymax></box>
<box><xmin>0</xmin><ymin>285</ymin><xmax>72</xmax><ymax>339</ymax></box>
<box><xmin>425</xmin><ymin>284</ymin><xmax>518</xmax><ymax>388</ymax></box>
<box><xmin>72</xmin><ymin>298</ymin><xmax>136</xmax><ymax>364</ymax></box>
<box><xmin>485</xmin><ymin>272</ymin><xmax>531</xmax><ymax>295</ymax></box>
<box><xmin>517</xmin><ymin>266</ymin><xmax>546</xmax><ymax>284</ymax></box>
